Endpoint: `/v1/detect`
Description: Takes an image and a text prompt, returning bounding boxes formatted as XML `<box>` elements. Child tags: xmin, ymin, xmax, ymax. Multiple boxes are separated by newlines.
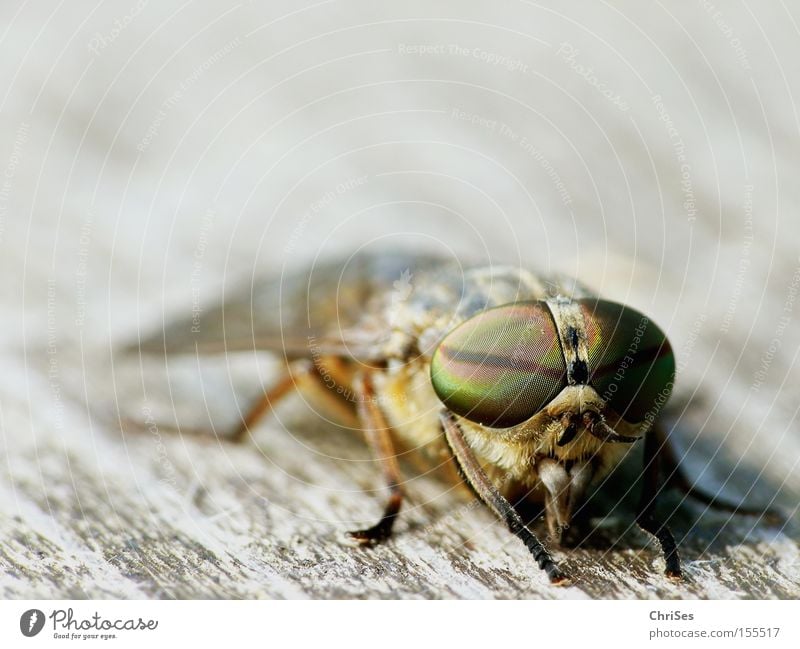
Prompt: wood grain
<box><xmin>1</xmin><ymin>0</ymin><xmax>799</xmax><ymax>600</ymax></box>
<box><xmin>1</xmin><ymin>342</ymin><xmax>797</xmax><ymax>599</ymax></box>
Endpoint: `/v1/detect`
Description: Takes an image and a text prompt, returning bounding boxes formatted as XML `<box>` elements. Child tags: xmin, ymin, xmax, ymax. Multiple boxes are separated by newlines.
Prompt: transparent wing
<box><xmin>125</xmin><ymin>252</ymin><xmax>449</xmax><ymax>361</ymax></box>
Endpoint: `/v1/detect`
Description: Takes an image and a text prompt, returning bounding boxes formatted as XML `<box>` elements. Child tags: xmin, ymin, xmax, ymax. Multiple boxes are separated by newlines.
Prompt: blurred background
<box><xmin>1</xmin><ymin>1</ymin><xmax>799</xmax><ymax>598</ymax></box>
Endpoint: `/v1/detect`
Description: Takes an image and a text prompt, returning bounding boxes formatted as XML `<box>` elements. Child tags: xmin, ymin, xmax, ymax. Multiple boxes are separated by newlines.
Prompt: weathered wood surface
<box><xmin>1</xmin><ymin>1</ymin><xmax>800</xmax><ymax>599</ymax></box>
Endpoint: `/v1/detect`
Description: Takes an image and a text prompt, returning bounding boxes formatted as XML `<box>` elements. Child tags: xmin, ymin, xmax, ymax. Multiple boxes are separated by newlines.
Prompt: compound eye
<box><xmin>430</xmin><ymin>302</ymin><xmax>567</xmax><ymax>428</ymax></box>
<box><xmin>580</xmin><ymin>299</ymin><xmax>675</xmax><ymax>423</ymax></box>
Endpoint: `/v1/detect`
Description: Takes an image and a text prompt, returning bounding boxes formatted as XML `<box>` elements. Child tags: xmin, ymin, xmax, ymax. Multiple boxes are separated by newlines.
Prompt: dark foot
<box><xmin>637</xmin><ymin>514</ymin><xmax>682</xmax><ymax>580</ymax></box>
<box><xmin>347</xmin><ymin>517</ymin><xmax>396</xmax><ymax>545</ymax></box>
<box><xmin>666</xmin><ymin>568</ymin><xmax>683</xmax><ymax>583</ymax></box>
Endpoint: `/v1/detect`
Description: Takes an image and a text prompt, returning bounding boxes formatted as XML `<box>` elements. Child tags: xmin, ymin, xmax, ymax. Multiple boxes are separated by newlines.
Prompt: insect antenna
<box><xmin>583</xmin><ymin>412</ymin><xmax>641</xmax><ymax>444</ymax></box>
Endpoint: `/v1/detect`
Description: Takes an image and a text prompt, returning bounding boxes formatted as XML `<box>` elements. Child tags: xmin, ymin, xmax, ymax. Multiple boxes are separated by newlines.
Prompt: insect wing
<box><xmin>126</xmin><ymin>253</ymin><xmax>446</xmax><ymax>361</ymax></box>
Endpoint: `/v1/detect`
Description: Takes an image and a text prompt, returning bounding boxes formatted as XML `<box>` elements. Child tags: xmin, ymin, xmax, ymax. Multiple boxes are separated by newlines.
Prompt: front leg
<box><xmin>440</xmin><ymin>411</ymin><xmax>569</xmax><ymax>585</ymax></box>
<box><xmin>347</xmin><ymin>371</ymin><xmax>404</xmax><ymax>545</ymax></box>
<box><xmin>232</xmin><ymin>357</ymin><xmax>359</xmax><ymax>443</ymax></box>
<box><xmin>637</xmin><ymin>428</ymin><xmax>682</xmax><ymax>580</ymax></box>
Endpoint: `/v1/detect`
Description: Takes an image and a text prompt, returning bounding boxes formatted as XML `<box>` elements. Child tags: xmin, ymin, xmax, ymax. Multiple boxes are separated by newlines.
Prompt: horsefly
<box><xmin>127</xmin><ymin>252</ymin><xmax>769</xmax><ymax>585</ymax></box>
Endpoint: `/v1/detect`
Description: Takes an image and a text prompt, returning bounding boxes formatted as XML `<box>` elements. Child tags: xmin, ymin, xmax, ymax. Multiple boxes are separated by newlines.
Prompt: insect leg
<box><xmin>347</xmin><ymin>371</ymin><xmax>403</xmax><ymax>545</ymax></box>
<box><xmin>636</xmin><ymin>428</ymin><xmax>682</xmax><ymax>581</ymax></box>
<box><xmin>230</xmin><ymin>362</ymin><xmax>308</xmax><ymax>442</ymax></box>
<box><xmin>654</xmin><ymin>425</ymin><xmax>783</xmax><ymax>524</ymax></box>
<box><xmin>440</xmin><ymin>411</ymin><xmax>569</xmax><ymax>585</ymax></box>
<box><xmin>232</xmin><ymin>357</ymin><xmax>359</xmax><ymax>442</ymax></box>
<box><xmin>116</xmin><ymin>366</ymin><xmax>308</xmax><ymax>443</ymax></box>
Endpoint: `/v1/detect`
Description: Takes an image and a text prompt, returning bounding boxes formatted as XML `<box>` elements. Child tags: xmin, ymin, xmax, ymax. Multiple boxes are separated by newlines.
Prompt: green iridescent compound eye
<box><xmin>430</xmin><ymin>302</ymin><xmax>567</xmax><ymax>428</ymax></box>
<box><xmin>580</xmin><ymin>299</ymin><xmax>675</xmax><ymax>423</ymax></box>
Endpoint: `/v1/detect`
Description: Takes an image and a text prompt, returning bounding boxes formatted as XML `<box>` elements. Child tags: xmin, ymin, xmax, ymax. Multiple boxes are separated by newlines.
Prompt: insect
<box><xmin>129</xmin><ymin>252</ymin><xmax>769</xmax><ymax>585</ymax></box>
